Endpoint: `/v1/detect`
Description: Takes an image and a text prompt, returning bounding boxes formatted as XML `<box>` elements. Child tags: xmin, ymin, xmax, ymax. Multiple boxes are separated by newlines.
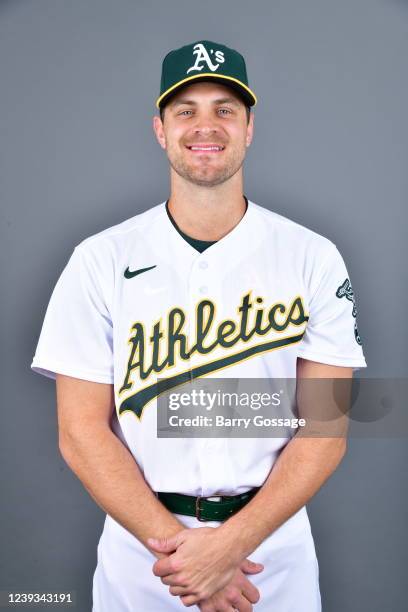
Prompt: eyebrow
<box><xmin>171</xmin><ymin>97</ymin><xmax>241</xmax><ymax>108</ymax></box>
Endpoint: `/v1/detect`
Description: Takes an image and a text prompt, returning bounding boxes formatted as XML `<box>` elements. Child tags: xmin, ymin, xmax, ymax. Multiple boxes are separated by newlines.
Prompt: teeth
<box><xmin>190</xmin><ymin>146</ymin><xmax>223</xmax><ymax>151</ymax></box>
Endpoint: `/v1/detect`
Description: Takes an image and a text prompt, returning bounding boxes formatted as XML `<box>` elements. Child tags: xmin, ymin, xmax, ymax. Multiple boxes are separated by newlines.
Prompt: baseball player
<box><xmin>31</xmin><ymin>40</ymin><xmax>367</xmax><ymax>611</ymax></box>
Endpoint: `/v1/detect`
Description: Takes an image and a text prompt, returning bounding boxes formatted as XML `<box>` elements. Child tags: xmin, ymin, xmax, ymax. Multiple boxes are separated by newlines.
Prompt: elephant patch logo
<box><xmin>336</xmin><ymin>278</ymin><xmax>362</xmax><ymax>345</ymax></box>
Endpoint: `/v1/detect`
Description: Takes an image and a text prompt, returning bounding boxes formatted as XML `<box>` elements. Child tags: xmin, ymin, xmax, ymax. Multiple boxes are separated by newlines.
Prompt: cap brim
<box><xmin>156</xmin><ymin>73</ymin><xmax>257</xmax><ymax>109</ymax></box>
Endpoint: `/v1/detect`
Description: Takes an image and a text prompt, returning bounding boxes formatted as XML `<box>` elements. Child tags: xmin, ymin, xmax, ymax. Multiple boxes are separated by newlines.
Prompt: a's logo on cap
<box><xmin>186</xmin><ymin>43</ymin><xmax>225</xmax><ymax>74</ymax></box>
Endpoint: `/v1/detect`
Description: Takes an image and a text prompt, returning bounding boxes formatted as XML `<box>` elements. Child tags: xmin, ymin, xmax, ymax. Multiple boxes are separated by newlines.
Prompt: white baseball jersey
<box><xmin>31</xmin><ymin>199</ymin><xmax>367</xmax><ymax>611</ymax></box>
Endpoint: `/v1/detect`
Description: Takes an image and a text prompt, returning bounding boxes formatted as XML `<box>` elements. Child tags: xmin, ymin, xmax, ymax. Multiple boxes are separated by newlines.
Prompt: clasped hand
<box><xmin>148</xmin><ymin>527</ymin><xmax>263</xmax><ymax>610</ymax></box>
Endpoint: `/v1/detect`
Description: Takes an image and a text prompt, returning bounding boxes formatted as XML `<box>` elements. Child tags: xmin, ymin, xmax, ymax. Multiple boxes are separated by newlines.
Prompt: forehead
<box><xmin>168</xmin><ymin>81</ymin><xmax>244</xmax><ymax>107</ymax></box>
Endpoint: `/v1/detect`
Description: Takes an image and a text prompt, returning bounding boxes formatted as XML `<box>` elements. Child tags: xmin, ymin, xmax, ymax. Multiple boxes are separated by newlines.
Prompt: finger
<box><xmin>207</xmin><ymin>604</ymin><xmax>229</xmax><ymax>612</ymax></box>
<box><xmin>152</xmin><ymin>557</ymin><xmax>179</xmax><ymax>577</ymax></box>
<box><xmin>148</xmin><ymin>535</ymin><xmax>180</xmax><ymax>553</ymax></box>
<box><xmin>199</xmin><ymin>592</ymin><xmax>227</xmax><ymax>612</ymax></box>
<box><xmin>237</xmin><ymin>577</ymin><xmax>260</xmax><ymax>604</ymax></box>
<box><xmin>232</xmin><ymin>596</ymin><xmax>253</xmax><ymax>612</ymax></box>
<box><xmin>180</xmin><ymin>593</ymin><xmax>200</xmax><ymax>606</ymax></box>
<box><xmin>197</xmin><ymin>599</ymin><xmax>221</xmax><ymax>612</ymax></box>
<box><xmin>239</xmin><ymin>559</ymin><xmax>264</xmax><ymax>574</ymax></box>
<box><xmin>169</xmin><ymin>585</ymin><xmax>190</xmax><ymax>596</ymax></box>
<box><xmin>232</xmin><ymin>597</ymin><xmax>253</xmax><ymax>612</ymax></box>
<box><xmin>160</xmin><ymin>574</ymin><xmax>188</xmax><ymax>587</ymax></box>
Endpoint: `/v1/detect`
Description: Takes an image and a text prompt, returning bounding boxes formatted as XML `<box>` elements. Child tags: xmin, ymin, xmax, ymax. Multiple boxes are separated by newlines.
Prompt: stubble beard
<box><xmin>167</xmin><ymin>144</ymin><xmax>245</xmax><ymax>188</ymax></box>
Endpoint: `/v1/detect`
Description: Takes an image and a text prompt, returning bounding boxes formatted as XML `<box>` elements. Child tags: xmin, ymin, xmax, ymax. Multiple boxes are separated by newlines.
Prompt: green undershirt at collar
<box><xmin>165</xmin><ymin>196</ymin><xmax>248</xmax><ymax>253</ymax></box>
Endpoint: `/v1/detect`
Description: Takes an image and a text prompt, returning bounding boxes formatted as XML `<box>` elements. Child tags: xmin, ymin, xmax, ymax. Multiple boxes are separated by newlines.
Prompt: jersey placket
<box><xmin>185</xmin><ymin>250</ymin><xmax>233</xmax><ymax>497</ymax></box>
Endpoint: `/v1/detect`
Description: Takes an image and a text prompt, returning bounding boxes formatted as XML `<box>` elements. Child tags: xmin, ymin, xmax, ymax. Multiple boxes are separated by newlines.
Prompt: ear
<box><xmin>153</xmin><ymin>115</ymin><xmax>167</xmax><ymax>150</ymax></box>
<box><xmin>246</xmin><ymin>111</ymin><xmax>254</xmax><ymax>147</ymax></box>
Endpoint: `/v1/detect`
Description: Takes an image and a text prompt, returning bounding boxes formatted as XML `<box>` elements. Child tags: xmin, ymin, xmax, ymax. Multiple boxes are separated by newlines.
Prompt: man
<box><xmin>31</xmin><ymin>40</ymin><xmax>367</xmax><ymax>611</ymax></box>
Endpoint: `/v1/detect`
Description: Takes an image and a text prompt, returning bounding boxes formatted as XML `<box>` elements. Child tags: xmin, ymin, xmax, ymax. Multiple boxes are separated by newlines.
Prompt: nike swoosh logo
<box><xmin>124</xmin><ymin>265</ymin><xmax>157</xmax><ymax>279</ymax></box>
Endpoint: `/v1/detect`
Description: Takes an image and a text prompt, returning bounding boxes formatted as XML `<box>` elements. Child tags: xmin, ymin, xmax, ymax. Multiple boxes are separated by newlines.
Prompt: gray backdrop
<box><xmin>1</xmin><ymin>0</ymin><xmax>407</xmax><ymax>610</ymax></box>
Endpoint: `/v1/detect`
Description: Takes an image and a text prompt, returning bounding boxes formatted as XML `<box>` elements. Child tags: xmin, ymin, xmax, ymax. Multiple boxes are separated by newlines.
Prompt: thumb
<box><xmin>240</xmin><ymin>558</ymin><xmax>264</xmax><ymax>574</ymax></box>
<box><xmin>147</xmin><ymin>534</ymin><xmax>181</xmax><ymax>552</ymax></box>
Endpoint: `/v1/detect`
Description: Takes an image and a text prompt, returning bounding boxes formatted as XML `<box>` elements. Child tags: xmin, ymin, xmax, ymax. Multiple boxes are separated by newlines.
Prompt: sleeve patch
<box><xmin>335</xmin><ymin>278</ymin><xmax>362</xmax><ymax>346</ymax></box>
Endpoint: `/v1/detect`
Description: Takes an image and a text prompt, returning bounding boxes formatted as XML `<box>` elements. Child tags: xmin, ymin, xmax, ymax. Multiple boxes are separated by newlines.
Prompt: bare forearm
<box><xmin>219</xmin><ymin>436</ymin><xmax>346</xmax><ymax>558</ymax></box>
<box><xmin>60</xmin><ymin>425</ymin><xmax>185</xmax><ymax>556</ymax></box>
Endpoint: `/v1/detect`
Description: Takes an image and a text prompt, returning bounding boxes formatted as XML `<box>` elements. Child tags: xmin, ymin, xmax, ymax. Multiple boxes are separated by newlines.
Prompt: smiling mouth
<box><xmin>186</xmin><ymin>145</ymin><xmax>225</xmax><ymax>153</ymax></box>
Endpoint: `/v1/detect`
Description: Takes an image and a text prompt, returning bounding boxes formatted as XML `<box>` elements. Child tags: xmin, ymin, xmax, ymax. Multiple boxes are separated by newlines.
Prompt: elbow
<box><xmin>316</xmin><ymin>437</ymin><xmax>347</xmax><ymax>474</ymax></box>
<box><xmin>332</xmin><ymin>438</ymin><xmax>347</xmax><ymax>471</ymax></box>
<box><xmin>339</xmin><ymin>437</ymin><xmax>348</xmax><ymax>458</ymax></box>
<box><xmin>58</xmin><ymin>422</ymin><xmax>111</xmax><ymax>469</ymax></box>
<box><xmin>58</xmin><ymin>430</ymin><xmax>81</xmax><ymax>470</ymax></box>
<box><xmin>58</xmin><ymin>437</ymin><xmax>73</xmax><ymax>468</ymax></box>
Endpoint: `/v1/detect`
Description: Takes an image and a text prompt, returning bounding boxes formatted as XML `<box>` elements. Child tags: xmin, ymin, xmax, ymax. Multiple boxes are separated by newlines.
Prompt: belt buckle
<box><xmin>195</xmin><ymin>495</ymin><xmax>221</xmax><ymax>521</ymax></box>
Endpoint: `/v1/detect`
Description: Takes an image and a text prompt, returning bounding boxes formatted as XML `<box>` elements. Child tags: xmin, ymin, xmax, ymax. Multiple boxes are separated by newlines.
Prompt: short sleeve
<box><xmin>31</xmin><ymin>245</ymin><xmax>114</xmax><ymax>383</ymax></box>
<box><xmin>297</xmin><ymin>244</ymin><xmax>367</xmax><ymax>369</ymax></box>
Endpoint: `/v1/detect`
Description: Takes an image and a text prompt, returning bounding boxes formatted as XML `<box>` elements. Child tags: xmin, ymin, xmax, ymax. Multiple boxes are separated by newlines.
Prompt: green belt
<box><xmin>156</xmin><ymin>488</ymin><xmax>260</xmax><ymax>522</ymax></box>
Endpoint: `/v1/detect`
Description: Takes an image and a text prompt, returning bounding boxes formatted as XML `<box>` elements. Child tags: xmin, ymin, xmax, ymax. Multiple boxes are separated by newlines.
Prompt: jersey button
<box><xmin>199</xmin><ymin>260</ymin><xmax>208</xmax><ymax>269</ymax></box>
<box><xmin>199</xmin><ymin>285</ymin><xmax>208</xmax><ymax>294</ymax></box>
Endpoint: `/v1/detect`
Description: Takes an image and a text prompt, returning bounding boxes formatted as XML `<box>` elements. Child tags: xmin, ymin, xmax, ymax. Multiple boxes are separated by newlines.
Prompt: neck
<box><xmin>167</xmin><ymin>174</ymin><xmax>247</xmax><ymax>241</ymax></box>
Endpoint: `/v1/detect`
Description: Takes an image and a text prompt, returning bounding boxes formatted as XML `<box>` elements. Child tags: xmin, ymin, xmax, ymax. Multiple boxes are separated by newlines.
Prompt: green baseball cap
<box><xmin>156</xmin><ymin>40</ymin><xmax>257</xmax><ymax>109</ymax></box>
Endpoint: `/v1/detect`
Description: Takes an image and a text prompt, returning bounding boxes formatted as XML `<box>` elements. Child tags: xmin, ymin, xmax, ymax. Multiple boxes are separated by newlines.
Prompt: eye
<box><xmin>178</xmin><ymin>108</ymin><xmax>232</xmax><ymax>116</ymax></box>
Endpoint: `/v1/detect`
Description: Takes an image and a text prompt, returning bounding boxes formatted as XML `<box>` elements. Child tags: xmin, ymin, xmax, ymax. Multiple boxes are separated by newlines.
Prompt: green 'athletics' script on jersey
<box><xmin>118</xmin><ymin>291</ymin><xmax>308</xmax><ymax>419</ymax></box>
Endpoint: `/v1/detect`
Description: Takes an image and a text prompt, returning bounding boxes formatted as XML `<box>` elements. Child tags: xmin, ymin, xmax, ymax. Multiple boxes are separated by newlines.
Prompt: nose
<box><xmin>193</xmin><ymin>124</ymin><xmax>218</xmax><ymax>136</ymax></box>
<box><xmin>191</xmin><ymin>110</ymin><xmax>220</xmax><ymax>135</ymax></box>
